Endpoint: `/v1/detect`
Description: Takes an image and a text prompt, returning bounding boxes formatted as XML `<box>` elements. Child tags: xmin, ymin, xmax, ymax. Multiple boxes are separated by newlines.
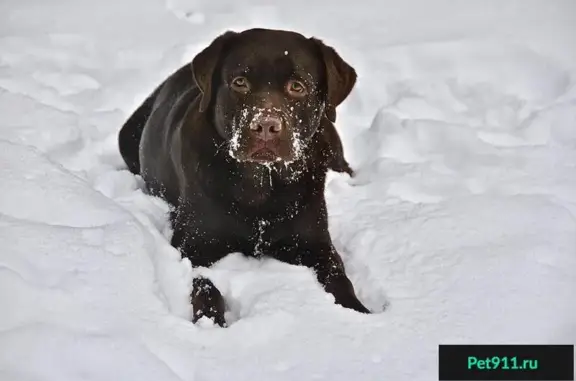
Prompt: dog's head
<box><xmin>191</xmin><ymin>28</ymin><xmax>356</xmax><ymax>165</ymax></box>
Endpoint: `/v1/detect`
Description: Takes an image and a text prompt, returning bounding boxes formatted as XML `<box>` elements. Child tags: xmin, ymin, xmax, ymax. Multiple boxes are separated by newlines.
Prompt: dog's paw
<box><xmin>193</xmin><ymin>311</ymin><xmax>227</xmax><ymax>328</ymax></box>
<box><xmin>191</xmin><ymin>277</ymin><xmax>227</xmax><ymax>327</ymax></box>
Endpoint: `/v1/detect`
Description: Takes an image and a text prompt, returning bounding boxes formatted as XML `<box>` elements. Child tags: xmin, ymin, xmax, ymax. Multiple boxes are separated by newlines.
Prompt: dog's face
<box><xmin>214</xmin><ymin>32</ymin><xmax>325</xmax><ymax>163</ymax></box>
<box><xmin>192</xmin><ymin>28</ymin><xmax>357</xmax><ymax>165</ymax></box>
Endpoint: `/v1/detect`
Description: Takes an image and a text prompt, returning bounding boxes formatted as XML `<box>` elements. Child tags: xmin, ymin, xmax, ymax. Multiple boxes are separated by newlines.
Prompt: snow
<box><xmin>1</xmin><ymin>0</ymin><xmax>575</xmax><ymax>380</ymax></box>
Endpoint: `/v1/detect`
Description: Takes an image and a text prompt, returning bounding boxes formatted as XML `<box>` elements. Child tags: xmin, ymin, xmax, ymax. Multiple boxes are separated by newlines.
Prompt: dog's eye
<box><xmin>286</xmin><ymin>80</ymin><xmax>307</xmax><ymax>97</ymax></box>
<box><xmin>231</xmin><ymin>76</ymin><xmax>250</xmax><ymax>92</ymax></box>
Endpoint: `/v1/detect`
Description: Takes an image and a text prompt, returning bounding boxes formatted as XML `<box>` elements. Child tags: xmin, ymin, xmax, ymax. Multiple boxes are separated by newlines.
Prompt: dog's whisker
<box><xmin>214</xmin><ymin>140</ymin><xmax>228</xmax><ymax>156</ymax></box>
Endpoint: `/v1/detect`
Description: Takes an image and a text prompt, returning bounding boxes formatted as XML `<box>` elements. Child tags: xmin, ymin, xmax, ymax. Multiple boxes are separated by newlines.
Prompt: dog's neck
<box><xmin>235</xmin><ymin>163</ymin><xmax>277</xmax><ymax>205</ymax></box>
<box><xmin>229</xmin><ymin>150</ymin><xmax>312</xmax><ymax>204</ymax></box>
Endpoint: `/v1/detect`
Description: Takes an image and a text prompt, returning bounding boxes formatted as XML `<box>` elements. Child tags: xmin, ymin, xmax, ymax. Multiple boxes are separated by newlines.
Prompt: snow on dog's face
<box><xmin>213</xmin><ymin>30</ymin><xmax>325</xmax><ymax>164</ymax></box>
<box><xmin>191</xmin><ymin>28</ymin><xmax>357</xmax><ymax>165</ymax></box>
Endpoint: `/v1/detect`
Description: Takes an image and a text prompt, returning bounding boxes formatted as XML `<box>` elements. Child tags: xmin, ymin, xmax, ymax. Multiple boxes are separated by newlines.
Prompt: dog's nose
<box><xmin>251</xmin><ymin>116</ymin><xmax>283</xmax><ymax>141</ymax></box>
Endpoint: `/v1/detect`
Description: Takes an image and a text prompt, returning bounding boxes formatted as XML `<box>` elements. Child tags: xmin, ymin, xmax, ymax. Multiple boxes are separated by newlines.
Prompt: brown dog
<box><xmin>118</xmin><ymin>28</ymin><xmax>368</xmax><ymax>326</ymax></box>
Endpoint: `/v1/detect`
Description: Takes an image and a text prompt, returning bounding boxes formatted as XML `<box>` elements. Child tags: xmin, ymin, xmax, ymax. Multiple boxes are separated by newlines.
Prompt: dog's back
<box><xmin>118</xmin><ymin>65</ymin><xmax>199</xmax><ymax>176</ymax></box>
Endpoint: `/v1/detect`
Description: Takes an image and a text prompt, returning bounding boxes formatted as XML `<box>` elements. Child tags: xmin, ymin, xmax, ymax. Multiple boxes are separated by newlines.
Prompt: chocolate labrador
<box><xmin>118</xmin><ymin>28</ymin><xmax>368</xmax><ymax>326</ymax></box>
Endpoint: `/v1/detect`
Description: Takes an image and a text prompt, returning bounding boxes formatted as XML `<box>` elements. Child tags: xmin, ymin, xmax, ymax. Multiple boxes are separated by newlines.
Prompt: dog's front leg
<box><xmin>191</xmin><ymin>276</ymin><xmax>227</xmax><ymax>327</ymax></box>
<box><xmin>268</xmin><ymin>240</ymin><xmax>370</xmax><ymax>314</ymax></box>
<box><xmin>172</xmin><ymin>227</ymin><xmax>234</xmax><ymax>327</ymax></box>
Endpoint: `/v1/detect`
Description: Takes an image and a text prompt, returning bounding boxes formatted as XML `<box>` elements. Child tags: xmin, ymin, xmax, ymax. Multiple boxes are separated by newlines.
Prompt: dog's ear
<box><xmin>192</xmin><ymin>31</ymin><xmax>237</xmax><ymax>112</ymax></box>
<box><xmin>311</xmin><ymin>38</ymin><xmax>357</xmax><ymax>123</ymax></box>
<box><xmin>319</xmin><ymin>119</ymin><xmax>354</xmax><ymax>176</ymax></box>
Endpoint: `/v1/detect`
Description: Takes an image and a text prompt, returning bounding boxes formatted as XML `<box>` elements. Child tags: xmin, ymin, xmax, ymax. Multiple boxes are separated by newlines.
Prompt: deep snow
<box><xmin>1</xmin><ymin>0</ymin><xmax>575</xmax><ymax>380</ymax></box>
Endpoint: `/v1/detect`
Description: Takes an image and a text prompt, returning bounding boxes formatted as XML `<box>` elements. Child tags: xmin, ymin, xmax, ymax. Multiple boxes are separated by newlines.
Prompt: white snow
<box><xmin>1</xmin><ymin>0</ymin><xmax>576</xmax><ymax>380</ymax></box>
